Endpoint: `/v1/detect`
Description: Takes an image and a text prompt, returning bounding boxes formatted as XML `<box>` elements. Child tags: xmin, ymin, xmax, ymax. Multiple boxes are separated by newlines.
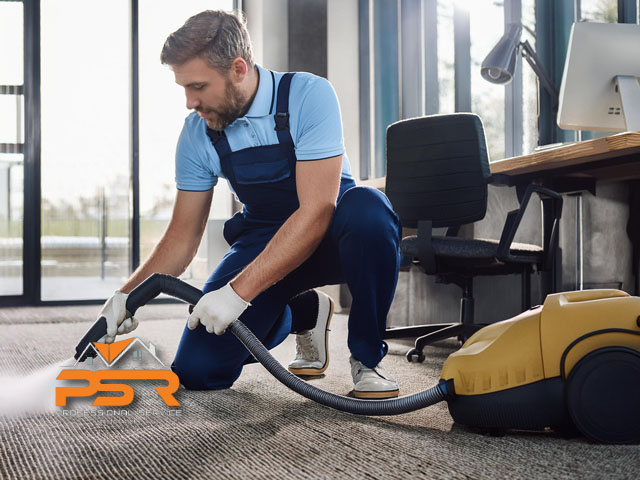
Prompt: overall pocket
<box><xmin>233</xmin><ymin>157</ymin><xmax>291</xmax><ymax>185</ymax></box>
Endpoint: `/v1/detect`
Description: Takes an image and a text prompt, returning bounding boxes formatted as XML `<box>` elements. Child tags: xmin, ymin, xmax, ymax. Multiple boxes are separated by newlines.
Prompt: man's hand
<box><xmin>187</xmin><ymin>283</ymin><xmax>250</xmax><ymax>335</ymax></box>
<box><xmin>99</xmin><ymin>291</ymin><xmax>139</xmax><ymax>344</ymax></box>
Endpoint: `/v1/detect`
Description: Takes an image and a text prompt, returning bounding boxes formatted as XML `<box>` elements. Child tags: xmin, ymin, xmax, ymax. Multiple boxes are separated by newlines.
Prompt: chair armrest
<box><xmin>496</xmin><ymin>184</ymin><xmax>563</xmax><ymax>269</ymax></box>
<box><xmin>416</xmin><ymin>220</ymin><xmax>438</xmax><ymax>274</ymax></box>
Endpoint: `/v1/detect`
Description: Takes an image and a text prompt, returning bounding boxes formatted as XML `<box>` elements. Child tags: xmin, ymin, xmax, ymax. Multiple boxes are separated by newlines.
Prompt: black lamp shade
<box><xmin>481</xmin><ymin>23</ymin><xmax>523</xmax><ymax>85</ymax></box>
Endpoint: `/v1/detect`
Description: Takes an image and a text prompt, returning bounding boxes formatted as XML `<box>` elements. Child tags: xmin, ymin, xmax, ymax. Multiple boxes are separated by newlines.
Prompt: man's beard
<box><xmin>197</xmin><ymin>78</ymin><xmax>248</xmax><ymax>130</ymax></box>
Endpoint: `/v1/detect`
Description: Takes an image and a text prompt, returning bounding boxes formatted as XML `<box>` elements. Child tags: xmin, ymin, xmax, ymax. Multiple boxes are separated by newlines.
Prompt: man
<box><xmin>97</xmin><ymin>10</ymin><xmax>402</xmax><ymax>399</ymax></box>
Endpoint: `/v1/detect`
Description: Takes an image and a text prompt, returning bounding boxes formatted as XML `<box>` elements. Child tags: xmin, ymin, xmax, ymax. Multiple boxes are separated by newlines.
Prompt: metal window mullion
<box><xmin>130</xmin><ymin>0</ymin><xmax>140</xmax><ymax>273</ymax></box>
<box><xmin>23</xmin><ymin>0</ymin><xmax>41</xmax><ymax>305</ymax></box>
<box><xmin>372</xmin><ymin>0</ymin><xmax>399</xmax><ymax>178</ymax></box>
<box><xmin>16</xmin><ymin>90</ymin><xmax>23</xmax><ymax>144</ymax></box>
<box><xmin>505</xmin><ymin>0</ymin><xmax>523</xmax><ymax>158</ymax></box>
<box><xmin>535</xmin><ymin>0</ymin><xmax>574</xmax><ymax>145</ymax></box>
<box><xmin>453</xmin><ymin>1</ymin><xmax>470</xmax><ymax>112</ymax></box>
<box><xmin>400</xmin><ymin>0</ymin><xmax>424</xmax><ymax>119</ymax></box>
<box><xmin>0</xmin><ymin>85</ymin><xmax>24</xmax><ymax>94</ymax></box>
<box><xmin>358</xmin><ymin>0</ymin><xmax>370</xmax><ymax>180</ymax></box>
<box><xmin>424</xmin><ymin>0</ymin><xmax>438</xmax><ymax>115</ymax></box>
<box><xmin>397</xmin><ymin>0</ymin><xmax>403</xmax><ymax>119</ymax></box>
<box><xmin>618</xmin><ymin>0</ymin><xmax>638</xmax><ymax>23</ymax></box>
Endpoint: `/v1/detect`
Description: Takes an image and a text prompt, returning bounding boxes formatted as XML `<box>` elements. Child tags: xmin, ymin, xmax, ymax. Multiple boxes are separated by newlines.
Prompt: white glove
<box><xmin>187</xmin><ymin>283</ymin><xmax>250</xmax><ymax>335</ymax></box>
<box><xmin>98</xmin><ymin>291</ymin><xmax>139</xmax><ymax>344</ymax></box>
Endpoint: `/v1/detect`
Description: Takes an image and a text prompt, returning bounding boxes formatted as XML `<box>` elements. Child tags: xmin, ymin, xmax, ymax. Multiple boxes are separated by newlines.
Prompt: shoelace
<box><xmin>351</xmin><ymin>361</ymin><xmax>391</xmax><ymax>381</ymax></box>
<box><xmin>295</xmin><ymin>331</ymin><xmax>319</xmax><ymax>361</ymax></box>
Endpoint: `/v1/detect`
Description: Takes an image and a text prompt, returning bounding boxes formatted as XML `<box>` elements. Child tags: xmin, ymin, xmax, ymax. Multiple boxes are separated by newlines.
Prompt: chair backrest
<box><xmin>385</xmin><ymin>113</ymin><xmax>491</xmax><ymax>229</ymax></box>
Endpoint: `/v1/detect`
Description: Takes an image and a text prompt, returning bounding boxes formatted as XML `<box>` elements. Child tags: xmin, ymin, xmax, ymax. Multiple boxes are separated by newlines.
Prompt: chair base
<box><xmin>384</xmin><ymin>322</ymin><xmax>485</xmax><ymax>363</ymax></box>
<box><xmin>384</xmin><ymin>266</ymin><xmax>539</xmax><ymax>362</ymax></box>
<box><xmin>406</xmin><ymin>323</ymin><xmax>485</xmax><ymax>362</ymax></box>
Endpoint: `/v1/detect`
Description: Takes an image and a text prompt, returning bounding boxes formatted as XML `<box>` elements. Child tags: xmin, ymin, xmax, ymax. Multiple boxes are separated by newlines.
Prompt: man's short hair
<box><xmin>160</xmin><ymin>10</ymin><xmax>254</xmax><ymax>71</ymax></box>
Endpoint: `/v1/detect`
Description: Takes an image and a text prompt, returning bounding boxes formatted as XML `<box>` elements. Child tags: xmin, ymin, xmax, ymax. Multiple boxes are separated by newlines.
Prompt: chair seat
<box><xmin>401</xmin><ymin>235</ymin><xmax>543</xmax><ymax>273</ymax></box>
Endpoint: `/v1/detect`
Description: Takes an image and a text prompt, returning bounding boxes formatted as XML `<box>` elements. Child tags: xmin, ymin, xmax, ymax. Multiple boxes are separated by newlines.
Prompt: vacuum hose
<box><xmin>75</xmin><ymin>273</ymin><xmax>452</xmax><ymax>416</ymax></box>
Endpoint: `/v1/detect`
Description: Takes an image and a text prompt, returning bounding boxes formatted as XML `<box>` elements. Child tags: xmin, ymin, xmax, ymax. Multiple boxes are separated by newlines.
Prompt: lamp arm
<box><xmin>520</xmin><ymin>40</ymin><xmax>559</xmax><ymax>106</ymax></box>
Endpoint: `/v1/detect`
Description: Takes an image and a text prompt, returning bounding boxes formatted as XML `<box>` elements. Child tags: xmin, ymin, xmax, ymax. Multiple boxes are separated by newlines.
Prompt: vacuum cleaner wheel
<box><xmin>566</xmin><ymin>346</ymin><xmax>640</xmax><ymax>444</ymax></box>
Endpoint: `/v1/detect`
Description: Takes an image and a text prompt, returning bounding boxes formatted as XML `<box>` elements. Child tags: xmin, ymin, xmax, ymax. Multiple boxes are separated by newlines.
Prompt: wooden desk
<box><xmin>490</xmin><ymin>132</ymin><xmax>640</xmax><ymax>187</ymax></box>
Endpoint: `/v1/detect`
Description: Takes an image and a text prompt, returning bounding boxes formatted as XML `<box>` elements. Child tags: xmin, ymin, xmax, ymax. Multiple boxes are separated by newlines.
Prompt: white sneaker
<box><xmin>288</xmin><ymin>290</ymin><xmax>334</xmax><ymax>375</ymax></box>
<box><xmin>350</xmin><ymin>356</ymin><xmax>399</xmax><ymax>399</ymax></box>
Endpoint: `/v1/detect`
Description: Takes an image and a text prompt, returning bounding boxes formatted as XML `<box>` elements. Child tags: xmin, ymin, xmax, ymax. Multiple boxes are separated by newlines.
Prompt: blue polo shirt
<box><xmin>175</xmin><ymin>65</ymin><xmax>354</xmax><ymax>192</ymax></box>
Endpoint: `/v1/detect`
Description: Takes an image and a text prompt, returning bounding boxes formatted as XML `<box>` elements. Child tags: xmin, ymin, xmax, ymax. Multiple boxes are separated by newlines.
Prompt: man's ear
<box><xmin>229</xmin><ymin>57</ymin><xmax>248</xmax><ymax>82</ymax></box>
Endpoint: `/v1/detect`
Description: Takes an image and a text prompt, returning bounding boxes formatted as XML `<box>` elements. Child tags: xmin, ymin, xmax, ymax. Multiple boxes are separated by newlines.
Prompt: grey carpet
<box><xmin>0</xmin><ymin>302</ymin><xmax>190</xmax><ymax>325</ymax></box>
<box><xmin>1</xmin><ymin>304</ymin><xmax>639</xmax><ymax>479</ymax></box>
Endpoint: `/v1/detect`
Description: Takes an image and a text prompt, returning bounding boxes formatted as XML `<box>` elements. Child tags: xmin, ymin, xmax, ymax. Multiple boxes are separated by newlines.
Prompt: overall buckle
<box><xmin>274</xmin><ymin>112</ymin><xmax>290</xmax><ymax>131</ymax></box>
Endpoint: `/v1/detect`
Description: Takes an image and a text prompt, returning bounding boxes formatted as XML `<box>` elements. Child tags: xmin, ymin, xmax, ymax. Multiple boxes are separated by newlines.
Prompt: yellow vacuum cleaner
<box><xmin>441</xmin><ymin>288</ymin><xmax>640</xmax><ymax>444</ymax></box>
<box><xmin>74</xmin><ymin>275</ymin><xmax>640</xmax><ymax>444</ymax></box>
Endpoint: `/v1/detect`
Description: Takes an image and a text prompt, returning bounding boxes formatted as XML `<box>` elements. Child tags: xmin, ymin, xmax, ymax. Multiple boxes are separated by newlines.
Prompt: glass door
<box><xmin>0</xmin><ymin>0</ymin><xmax>25</xmax><ymax>297</ymax></box>
<box><xmin>40</xmin><ymin>0</ymin><xmax>131</xmax><ymax>300</ymax></box>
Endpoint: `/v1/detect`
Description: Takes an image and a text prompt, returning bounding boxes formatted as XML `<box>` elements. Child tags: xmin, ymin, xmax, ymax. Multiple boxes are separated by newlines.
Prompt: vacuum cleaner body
<box><xmin>440</xmin><ymin>289</ymin><xmax>640</xmax><ymax>443</ymax></box>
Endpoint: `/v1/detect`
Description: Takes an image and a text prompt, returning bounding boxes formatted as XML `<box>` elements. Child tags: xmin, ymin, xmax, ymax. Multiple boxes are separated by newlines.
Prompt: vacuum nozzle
<box><xmin>74</xmin><ymin>316</ymin><xmax>108</xmax><ymax>361</ymax></box>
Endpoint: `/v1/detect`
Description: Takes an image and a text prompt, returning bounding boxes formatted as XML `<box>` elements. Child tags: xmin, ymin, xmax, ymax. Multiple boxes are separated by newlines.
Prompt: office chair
<box><xmin>383</xmin><ymin>113</ymin><xmax>562</xmax><ymax>362</ymax></box>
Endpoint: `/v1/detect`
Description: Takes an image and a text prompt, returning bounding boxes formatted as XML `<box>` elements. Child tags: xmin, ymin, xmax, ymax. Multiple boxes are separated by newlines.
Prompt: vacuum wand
<box><xmin>73</xmin><ymin>274</ymin><xmax>452</xmax><ymax>415</ymax></box>
<box><xmin>74</xmin><ymin>317</ymin><xmax>108</xmax><ymax>361</ymax></box>
<box><xmin>73</xmin><ymin>274</ymin><xmax>204</xmax><ymax>361</ymax></box>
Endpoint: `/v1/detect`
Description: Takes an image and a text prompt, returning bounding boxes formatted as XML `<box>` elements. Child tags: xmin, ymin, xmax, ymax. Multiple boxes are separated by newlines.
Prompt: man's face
<box><xmin>172</xmin><ymin>57</ymin><xmax>247</xmax><ymax>130</ymax></box>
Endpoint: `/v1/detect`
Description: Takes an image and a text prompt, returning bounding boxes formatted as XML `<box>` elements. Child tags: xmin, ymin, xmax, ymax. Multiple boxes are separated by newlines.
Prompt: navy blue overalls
<box><xmin>171</xmin><ymin>72</ymin><xmax>402</xmax><ymax>390</ymax></box>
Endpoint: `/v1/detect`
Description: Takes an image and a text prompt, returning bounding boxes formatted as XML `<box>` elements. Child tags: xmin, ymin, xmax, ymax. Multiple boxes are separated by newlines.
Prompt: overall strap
<box><xmin>274</xmin><ymin>72</ymin><xmax>295</xmax><ymax>145</ymax></box>
<box><xmin>206</xmin><ymin>127</ymin><xmax>232</xmax><ymax>157</ymax></box>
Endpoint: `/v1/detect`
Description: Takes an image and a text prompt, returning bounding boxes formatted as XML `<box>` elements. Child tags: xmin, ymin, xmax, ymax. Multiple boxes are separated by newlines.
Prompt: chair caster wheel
<box><xmin>406</xmin><ymin>348</ymin><xmax>425</xmax><ymax>363</ymax></box>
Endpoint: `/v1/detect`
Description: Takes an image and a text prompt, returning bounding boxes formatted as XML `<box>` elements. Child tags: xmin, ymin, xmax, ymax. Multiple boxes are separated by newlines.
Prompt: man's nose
<box><xmin>186</xmin><ymin>92</ymin><xmax>200</xmax><ymax>110</ymax></box>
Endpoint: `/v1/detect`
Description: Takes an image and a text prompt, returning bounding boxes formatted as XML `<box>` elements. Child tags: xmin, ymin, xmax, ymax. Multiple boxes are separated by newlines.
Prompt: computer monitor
<box><xmin>557</xmin><ymin>22</ymin><xmax>640</xmax><ymax>132</ymax></box>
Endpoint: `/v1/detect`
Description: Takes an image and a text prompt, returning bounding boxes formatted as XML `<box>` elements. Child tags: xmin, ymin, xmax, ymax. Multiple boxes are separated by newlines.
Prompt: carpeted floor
<box><xmin>1</xmin><ymin>303</ymin><xmax>638</xmax><ymax>479</ymax></box>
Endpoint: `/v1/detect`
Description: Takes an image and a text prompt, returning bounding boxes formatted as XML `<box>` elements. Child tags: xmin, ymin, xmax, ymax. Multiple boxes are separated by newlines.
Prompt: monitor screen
<box><xmin>557</xmin><ymin>22</ymin><xmax>640</xmax><ymax>132</ymax></box>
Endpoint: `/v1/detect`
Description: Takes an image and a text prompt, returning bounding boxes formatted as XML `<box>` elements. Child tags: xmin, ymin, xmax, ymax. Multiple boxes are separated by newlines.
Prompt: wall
<box><xmin>245</xmin><ymin>0</ymin><xmax>360</xmax><ymax>181</ymax></box>
<box><xmin>244</xmin><ymin>0</ymin><xmax>289</xmax><ymax>72</ymax></box>
<box><xmin>327</xmin><ymin>0</ymin><xmax>360</xmax><ymax>181</ymax></box>
<box><xmin>560</xmin><ymin>183</ymin><xmax>634</xmax><ymax>292</ymax></box>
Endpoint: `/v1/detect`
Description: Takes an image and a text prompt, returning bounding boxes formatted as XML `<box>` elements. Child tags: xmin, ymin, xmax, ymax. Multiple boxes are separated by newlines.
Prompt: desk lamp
<box><xmin>481</xmin><ymin>23</ymin><xmax>558</xmax><ymax>108</ymax></box>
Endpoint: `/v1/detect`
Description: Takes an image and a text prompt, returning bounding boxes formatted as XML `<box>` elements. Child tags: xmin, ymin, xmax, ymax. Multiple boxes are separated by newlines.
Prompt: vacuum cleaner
<box><xmin>73</xmin><ymin>274</ymin><xmax>640</xmax><ymax>444</ymax></box>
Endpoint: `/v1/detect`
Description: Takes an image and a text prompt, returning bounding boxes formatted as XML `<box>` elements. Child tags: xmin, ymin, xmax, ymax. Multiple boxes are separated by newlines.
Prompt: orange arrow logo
<box><xmin>92</xmin><ymin>338</ymin><xmax>135</xmax><ymax>363</ymax></box>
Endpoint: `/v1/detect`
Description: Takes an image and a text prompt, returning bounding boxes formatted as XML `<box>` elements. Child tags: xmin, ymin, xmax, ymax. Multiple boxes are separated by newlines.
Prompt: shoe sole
<box><xmin>353</xmin><ymin>389</ymin><xmax>400</xmax><ymax>399</ymax></box>
<box><xmin>288</xmin><ymin>296</ymin><xmax>334</xmax><ymax>376</ymax></box>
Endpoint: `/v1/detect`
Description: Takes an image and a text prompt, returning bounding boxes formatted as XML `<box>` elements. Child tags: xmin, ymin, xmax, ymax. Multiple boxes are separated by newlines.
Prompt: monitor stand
<box><xmin>616</xmin><ymin>75</ymin><xmax>640</xmax><ymax>131</ymax></box>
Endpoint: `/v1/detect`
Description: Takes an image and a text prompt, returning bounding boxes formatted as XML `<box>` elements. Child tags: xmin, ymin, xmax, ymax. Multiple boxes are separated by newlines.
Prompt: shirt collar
<box><xmin>244</xmin><ymin>65</ymin><xmax>275</xmax><ymax>118</ymax></box>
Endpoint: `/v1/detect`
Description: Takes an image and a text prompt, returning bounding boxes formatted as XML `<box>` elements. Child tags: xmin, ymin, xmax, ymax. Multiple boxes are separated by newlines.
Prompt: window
<box><xmin>40</xmin><ymin>0</ymin><xmax>131</xmax><ymax>300</ymax></box>
<box><xmin>580</xmin><ymin>0</ymin><xmax>618</xmax><ymax>22</ymax></box>
<box><xmin>360</xmin><ymin>0</ymin><xmax>541</xmax><ymax>177</ymax></box>
<box><xmin>360</xmin><ymin>0</ymin><xmax>640</xmax><ymax>171</ymax></box>
<box><xmin>32</xmin><ymin>0</ymin><xmax>237</xmax><ymax>303</ymax></box>
<box><xmin>469</xmin><ymin>0</ymin><xmax>506</xmax><ymax>161</ymax></box>
<box><xmin>0</xmin><ymin>0</ymin><xmax>24</xmax><ymax>296</ymax></box>
<box><xmin>437</xmin><ymin>0</ymin><xmax>455</xmax><ymax>115</ymax></box>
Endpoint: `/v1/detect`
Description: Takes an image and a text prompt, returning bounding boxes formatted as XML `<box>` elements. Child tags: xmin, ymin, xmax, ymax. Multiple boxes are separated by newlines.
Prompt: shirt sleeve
<box><xmin>293</xmin><ymin>76</ymin><xmax>346</xmax><ymax>161</ymax></box>
<box><xmin>175</xmin><ymin>116</ymin><xmax>218</xmax><ymax>191</ymax></box>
